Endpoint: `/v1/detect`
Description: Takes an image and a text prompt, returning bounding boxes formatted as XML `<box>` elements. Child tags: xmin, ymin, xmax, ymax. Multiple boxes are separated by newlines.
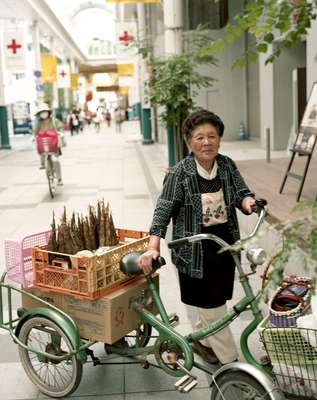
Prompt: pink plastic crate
<box><xmin>4</xmin><ymin>231</ymin><xmax>51</xmax><ymax>288</ymax></box>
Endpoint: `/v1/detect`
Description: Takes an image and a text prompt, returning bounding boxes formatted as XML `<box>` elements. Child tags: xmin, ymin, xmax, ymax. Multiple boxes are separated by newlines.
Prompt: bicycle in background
<box><xmin>36</xmin><ymin>129</ymin><xmax>63</xmax><ymax>198</ymax></box>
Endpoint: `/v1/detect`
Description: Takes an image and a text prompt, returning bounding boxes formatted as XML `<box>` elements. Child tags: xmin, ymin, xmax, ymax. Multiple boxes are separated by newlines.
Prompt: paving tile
<box><xmin>124</xmin><ymin>357</ymin><xmax>211</xmax><ymax>393</ymax></box>
<box><xmin>0</xmin><ymin>331</ymin><xmax>20</xmax><ymax>362</ymax></box>
<box><xmin>0</xmin><ymin>362</ymin><xmax>40</xmax><ymax>399</ymax></box>
<box><xmin>0</xmin><ymin>203</ymin><xmax>38</xmax><ymax>210</ymax></box>
<box><xmin>125</xmin><ymin>388</ymin><xmax>211</xmax><ymax>400</ymax></box>
<box><xmin>63</xmin><ymin>396</ymin><xmax>123</xmax><ymax>400</ymax></box>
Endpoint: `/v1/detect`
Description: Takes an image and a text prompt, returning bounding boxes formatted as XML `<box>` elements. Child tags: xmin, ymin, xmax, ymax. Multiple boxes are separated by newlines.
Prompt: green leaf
<box><xmin>231</xmin><ymin>57</ymin><xmax>246</xmax><ymax>70</ymax></box>
<box><xmin>265</xmin><ymin>55</ymin><xmax>275</xmax><ymax>65</ymax></box>
<box><xmin>257</xmin><ymin>43</ymin><xmax>268</xmax><ymax>53</ymax></box>
<box><xmin>207</xmin><ymin>39</ymin><xmax>225</xmax><ymax>53</ymax></box>
<box><xmin>264</xmin><ymin>32</ymin><xmax>274</xmax><ymax>43</ymax></box>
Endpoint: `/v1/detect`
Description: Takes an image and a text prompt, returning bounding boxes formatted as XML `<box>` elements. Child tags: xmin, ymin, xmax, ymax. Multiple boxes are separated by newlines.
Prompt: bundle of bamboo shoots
<box><xmin>47</xmin><ymin>200</ymin><xmax>119</xmax><ymax>254</ymax></box>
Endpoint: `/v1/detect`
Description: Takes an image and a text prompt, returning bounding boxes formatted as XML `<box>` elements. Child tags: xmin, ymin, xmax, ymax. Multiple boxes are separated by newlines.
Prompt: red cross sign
<box><xmin>7</xmin><ymin>39</ymin><xmax>22</xmax><ymax>54</ymax></box>
<box><xmin>59</xmin><ymin>70</ymin><xmax>67</xmax><ymax>78</ymax></box>
<box><xmin>119</xmin><ymin>31</ymin><xmax>134</xmax><ymax>46</ymax></box>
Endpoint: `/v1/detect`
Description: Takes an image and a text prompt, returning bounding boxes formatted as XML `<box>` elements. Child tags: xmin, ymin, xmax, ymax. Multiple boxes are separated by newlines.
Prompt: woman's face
<box><xmin>187</xmin><ymin>123</ymin><xmax>221</xmax><ymax>164</ymax></box>
<box><xmin>39</xmin><ymin>111</ymin><xmax>50</xmax><ymax>120</ymax></box>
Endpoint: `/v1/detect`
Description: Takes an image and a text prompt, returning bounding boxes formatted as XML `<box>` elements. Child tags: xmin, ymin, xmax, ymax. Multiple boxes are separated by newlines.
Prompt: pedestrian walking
<box><xmin>114</xmin><ymin>108</ymin><xmax>122</xmax><ymax>133</ymax></box>
<box><xmin>105</xmin><ymin>110</ymin><xmax>111</xmax><ymax>127</ymax></box>
<box><xmin>68</xmin><ymin>110</ymin><xmax>79</xmax><ymax>136</ymax></box>
<box><xmin>78</xmin><ymin>109</ymin><xmax>85</xmax><ymax>132</ymax></box>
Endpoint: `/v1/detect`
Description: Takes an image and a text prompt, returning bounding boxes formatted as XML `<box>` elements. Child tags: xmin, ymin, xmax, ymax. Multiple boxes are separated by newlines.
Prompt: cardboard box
<box><xmin>22</xmin><ymin>274</ymin><xmax>159</xmax><ymax>344</ymax></box>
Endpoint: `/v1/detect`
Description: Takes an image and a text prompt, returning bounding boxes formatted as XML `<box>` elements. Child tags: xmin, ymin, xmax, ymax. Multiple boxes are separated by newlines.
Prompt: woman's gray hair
<box><xmin>182</xmin><ymin>109</ymin><xmax>225</xmax><ymax>141</ymax></box>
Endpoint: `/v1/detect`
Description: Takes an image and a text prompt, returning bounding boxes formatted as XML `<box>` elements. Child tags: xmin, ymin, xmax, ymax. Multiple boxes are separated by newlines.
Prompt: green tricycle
<box><xmin>0</xmin><ymin>199</ymin><xmax>298</xmax><ymax>399</ymax></box>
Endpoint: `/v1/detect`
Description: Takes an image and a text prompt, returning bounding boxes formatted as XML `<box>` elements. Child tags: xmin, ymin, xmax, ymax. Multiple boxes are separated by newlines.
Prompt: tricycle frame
<box><xmin>0</xmin><ymin>205</ymin><xmax>283</xmax><ymax>399</ymax></box>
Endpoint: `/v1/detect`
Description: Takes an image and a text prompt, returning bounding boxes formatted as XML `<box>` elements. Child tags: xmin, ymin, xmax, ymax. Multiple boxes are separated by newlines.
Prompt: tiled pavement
<box><xmin>0</xmin><ymin>120</ymin><xmax>277</xmax><ymax>399</ymax></box>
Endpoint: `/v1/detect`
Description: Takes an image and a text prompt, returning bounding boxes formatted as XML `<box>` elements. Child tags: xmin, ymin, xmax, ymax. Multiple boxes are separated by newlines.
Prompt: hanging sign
<box><xmin>3</xmin><ymin>30</ymin><xmax>26</xmax><ymax>72</ymax></box>
<box><xmin>71</xmin><ymin>73</ymin><xmax>79</xmax><ymax>90</ymax></box>
<box><xmin>12</xmin><ymin>101</ymin><xmax>32</xmax><ymax>135</ymax></box>
<box><xmin>116</xmin><ymin>22</ymin><xmax>137</xmax><ymax>61</ymax></box>
<box><xmin>117</xmin><ymin>63</ymin><xmax>134</xmax><ymax>76</ymax></box>
<box><xmin>41</xmin><ymin>54</ymin><xmax>57</xmax><ymax>83</ymax></box>
<box><xmin>57</xmin><ymin>64</ymin><xmax>71</xmax><ymax>88</ymax></box>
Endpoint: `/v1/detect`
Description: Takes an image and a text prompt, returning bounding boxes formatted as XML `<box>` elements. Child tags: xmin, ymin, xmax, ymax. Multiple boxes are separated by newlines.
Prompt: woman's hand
<box><xmin>138</xmin><ymin>249</ymin><xmax>160</xmax><ymax>275</ymax></box>
<box><xmin>241</xmin><ymin>196</ymin><xmax>256</xmax><ymax>214</ymax></box>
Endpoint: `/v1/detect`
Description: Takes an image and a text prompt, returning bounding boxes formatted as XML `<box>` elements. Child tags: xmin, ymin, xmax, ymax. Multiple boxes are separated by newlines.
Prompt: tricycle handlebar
<box><xmin>168</xmin><ymin>198</ymin><xmax>267</xmax><ymax>250</ymax></box>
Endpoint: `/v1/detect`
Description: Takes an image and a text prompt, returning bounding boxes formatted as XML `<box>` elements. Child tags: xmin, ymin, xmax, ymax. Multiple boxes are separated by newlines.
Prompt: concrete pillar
<box><xmin>259</xmin><ymin>51</ymin><xmax>274</xmax><ymax>151</ymax></box>
<box><xmin>31</xmin><ymin>20</ymin><xmax>44</xmax><ymax>106</ymax></box>
<box><xmin>163</xmin><ymin>0</ymin><xmax>183</xmax><ymax>55</ymax></box>
<box><xmin>49</xmin><ymin>37</ymin><xmax>58</xmax><ymax>110</ymax></box>
<box><xmin>63</xmin><ymin>57</ymin><xmax>69</xmax><ymax>111</ymax></box>
<box><xmin>137</xmin><ymin>3</ymin><xmax>153</xmax><ymax>144</ymax></box>
<box><xmin>163</xmin><ymin>0</ymin><xmax>183</xmax><ymax>166</ymax></box>
<box><xmin>306</xmin><ymin>18</ymin><xmax>317</xmax><ymax>98</ymax></box>
<box><xmin>0</xmin><ymin>36</ymin><xmax>11</xmax><ymax>149</ymax></box>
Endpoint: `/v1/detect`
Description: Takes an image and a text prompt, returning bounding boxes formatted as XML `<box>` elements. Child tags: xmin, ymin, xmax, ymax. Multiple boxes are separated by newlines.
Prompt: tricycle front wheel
<box><xmin>210</xmin><ymin>371</ymin><xmax>271</xmax><ymax>400</ymax></box>
<box><xmin>18</xmin><ymin>316</ymin><xmax>83</xmax><ymax>398</ymax></box>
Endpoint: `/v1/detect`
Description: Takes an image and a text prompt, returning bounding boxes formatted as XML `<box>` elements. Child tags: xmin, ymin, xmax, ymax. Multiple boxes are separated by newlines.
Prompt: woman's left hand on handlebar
<box><xmin>241</xmin><ymin>196</ymin><xmax>256</xmax><ymax>214</ymax></box>
<box><xmin>138</xmin><ymin>249</ymin><xmax>160</xmax><ymax>275</ymax></box>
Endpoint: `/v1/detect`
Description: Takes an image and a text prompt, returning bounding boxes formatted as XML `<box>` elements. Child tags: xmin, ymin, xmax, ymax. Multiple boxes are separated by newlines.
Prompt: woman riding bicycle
<box><xmin>139</xmin><ymin>109</ymin><xmax>256</xmax><ymax>366</ymax></box>
<box><xmin>34</xmin><ymin>103</ymin><xmax>63</xmax><ymax>186</ymax></box>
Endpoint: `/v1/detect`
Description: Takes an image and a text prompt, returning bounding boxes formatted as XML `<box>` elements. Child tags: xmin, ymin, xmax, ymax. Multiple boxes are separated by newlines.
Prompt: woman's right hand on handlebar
<box><xmin>138</xmin><ymin>249</ymin><xmax>160</xmax><ymax>275</ymax></box>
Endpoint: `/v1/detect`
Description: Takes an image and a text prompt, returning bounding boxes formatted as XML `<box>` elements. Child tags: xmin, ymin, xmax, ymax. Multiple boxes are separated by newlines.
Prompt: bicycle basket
<box><xmin>36</xmin><ymin>129</ymin><xmax>58</xmax><ymax>154</ymax></box>
<box><xmin>268</xmin><ymin>275</ymin><xmax>313</xmax><ymax>328</ymax></box>
<box><xmin>259</xmin><ymin>317</ymin><xmax>317</xmax><ymax>397</ymax></box>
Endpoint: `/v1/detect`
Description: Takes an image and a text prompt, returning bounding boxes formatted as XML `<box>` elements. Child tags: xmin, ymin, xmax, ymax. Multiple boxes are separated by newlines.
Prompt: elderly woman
<box><xmin>139</xmin><ymin>109</ymin><xmax>256</xmax><ymax>365</ymax></box>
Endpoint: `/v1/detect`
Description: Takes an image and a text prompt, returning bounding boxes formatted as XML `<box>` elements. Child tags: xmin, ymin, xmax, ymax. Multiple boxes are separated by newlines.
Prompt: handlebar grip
<box><xmin>251</xmin><ymin>198</ymin><xmax>267</xmax><ymax>214</ymax></box>
<box><xmin>152</xmin><ymin>256</ymin><xmax>166</xmax><ymax>270</ymax></box>
<box><xmin>120</xmin><ymin>252</ymin><xmax>165</xmax><ymax>276</ymax></box>
<box><xmin>168</xmin><ymin>237</ymin><xmax>189</xmax><ymax>249</ymax></box>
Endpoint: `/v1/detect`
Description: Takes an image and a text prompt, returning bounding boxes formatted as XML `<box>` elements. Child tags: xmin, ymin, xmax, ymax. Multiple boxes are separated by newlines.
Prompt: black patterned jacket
<box><xmin>149</xmin><ymin>153</ymin><xmax>254</xmax><ymax>278</ymax></box>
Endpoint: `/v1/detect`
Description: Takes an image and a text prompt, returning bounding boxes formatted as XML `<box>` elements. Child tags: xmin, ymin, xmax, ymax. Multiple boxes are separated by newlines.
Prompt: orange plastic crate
<box><xmin>32</xmin><ymin>228</ymin><xmax>149</xmax><ymax>299</ymax></box>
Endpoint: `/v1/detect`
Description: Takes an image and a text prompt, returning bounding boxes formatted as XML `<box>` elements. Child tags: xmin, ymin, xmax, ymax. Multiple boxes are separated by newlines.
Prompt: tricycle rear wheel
<box><xmin>18</xmin><ymin>316</ymin><xmax>83</xmax><ymax>398</ymax></box>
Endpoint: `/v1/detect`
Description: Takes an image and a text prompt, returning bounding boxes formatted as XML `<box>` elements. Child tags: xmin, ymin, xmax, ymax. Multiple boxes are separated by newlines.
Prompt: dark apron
<box><xmin>178</xmin><ymin>222</ymin><xmax>235</xmax><ymax>308</ymax></box>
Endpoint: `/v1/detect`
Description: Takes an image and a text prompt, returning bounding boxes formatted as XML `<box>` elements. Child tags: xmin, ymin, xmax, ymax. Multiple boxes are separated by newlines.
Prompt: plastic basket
<box><xmin>258</xmin><ymin>316</ymin><xmax>317</xmax><ymax>366</ymax></box>
<box><xmin>36</xmin><ymin>130</ymin><xmax>58</xmax><ymax>154</ymax></box>
<box><xmin>32</xmin><ymin>228</ymin><xmax>150</xmax><ymax>299</ymax></box>
<box><xmin>4</xmin><ymin>231</ymin><xmax>51</xmax><ymax>288</ymax></box>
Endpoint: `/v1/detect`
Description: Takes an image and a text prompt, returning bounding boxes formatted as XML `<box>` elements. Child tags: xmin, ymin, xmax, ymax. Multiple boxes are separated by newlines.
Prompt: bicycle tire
<box><xmin>18</xmin><ymin>316</ymin><xmax>83</xmax><ymax>398</ymax></box>
<box><xmin>210</xmin><ymin>370</ymin><xmax>271</xmax><ymax>400</ymax></box>
<box><xmin>46</xmin><ymin>156</ymin><xmax>56</xmax><ymax>198</ymax></box>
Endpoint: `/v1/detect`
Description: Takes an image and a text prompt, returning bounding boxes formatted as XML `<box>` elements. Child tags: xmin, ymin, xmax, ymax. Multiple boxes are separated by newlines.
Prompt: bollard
<box><xmin>266</xmin><ymin>127</ymin><xmax>271</xmax><ymax>163</ymax></box>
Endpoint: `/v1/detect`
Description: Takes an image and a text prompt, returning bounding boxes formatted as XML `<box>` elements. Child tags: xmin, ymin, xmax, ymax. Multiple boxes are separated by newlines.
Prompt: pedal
<box><xmin>168</xmin><ymin>312</ymin><xmax>179</xmax><ymax>328</ymax></box>
<box><xmin>174</xmin><ymin>374</ymin><xmax>198</xmax><ymax>393</ymax></box>
<box><xmin>182</xmin><ymin>378</ymin><xmax>198</xmax><ymax>393</ymax></box>
<box><xmin>175</xmin><ymin>374</ymin><xmax>191</xmax><ymax>389</ymax></box>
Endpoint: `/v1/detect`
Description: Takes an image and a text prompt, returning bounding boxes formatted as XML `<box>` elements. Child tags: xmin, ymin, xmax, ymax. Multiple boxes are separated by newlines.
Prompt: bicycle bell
<box><xmin>246</xmin><ymin>247</ymin><xmax>267</xmax><ymax>266</ymax></box>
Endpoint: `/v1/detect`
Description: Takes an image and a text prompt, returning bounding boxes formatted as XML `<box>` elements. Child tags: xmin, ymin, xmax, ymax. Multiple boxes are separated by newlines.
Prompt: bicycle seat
<box><xmin>120</xmin><ymin>251</ymin><xmax>166</xmax><ymax>276</ymax></box>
